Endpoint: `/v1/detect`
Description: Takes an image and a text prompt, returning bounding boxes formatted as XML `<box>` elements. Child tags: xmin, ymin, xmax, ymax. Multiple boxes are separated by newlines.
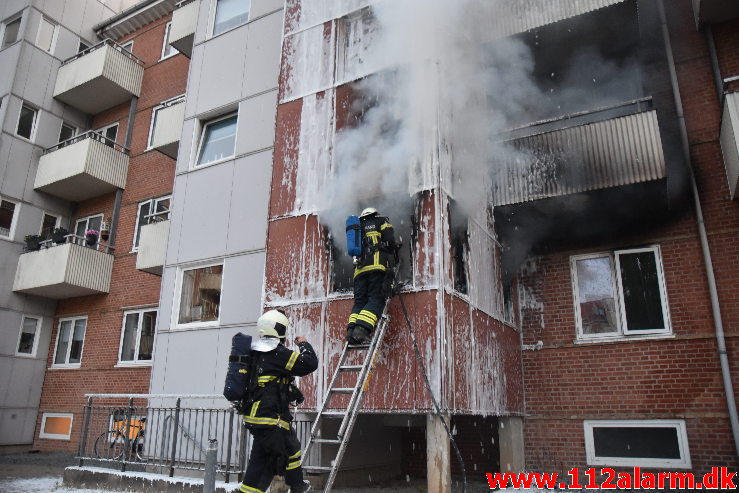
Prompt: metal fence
<box><xmin>77</xmin><ymin>394</ymin><xmax>311</xmax><ymax>484</ymax></box>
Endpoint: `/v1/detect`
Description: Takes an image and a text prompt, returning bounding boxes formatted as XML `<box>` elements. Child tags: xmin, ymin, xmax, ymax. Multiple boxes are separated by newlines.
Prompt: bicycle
<box><xmin>93</xmin><ymin>408</ymin><xmax>147</xmax><ymax>461</ymax></box>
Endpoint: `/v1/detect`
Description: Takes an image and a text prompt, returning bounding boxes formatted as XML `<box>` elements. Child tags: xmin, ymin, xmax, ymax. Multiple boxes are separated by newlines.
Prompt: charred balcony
<box><xmin>34</xmin><ymin>131</ymin><xmax>129</xmax><ymax>201</ymax></box>
<box><xmin>169</xmin><ymin>0</ymin><xmax>198</xmax><ymax>58</ymax></box>
<box><xmin>53</xmin><ymin>39</ymin><xmax>144</xmax><ymax>114</ymax></box>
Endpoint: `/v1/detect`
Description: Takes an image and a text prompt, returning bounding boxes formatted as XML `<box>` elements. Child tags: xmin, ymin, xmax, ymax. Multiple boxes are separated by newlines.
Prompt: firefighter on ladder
<box><xmin>240</xmin><ymin>309</ymin><xmax>317</xmax><ymax>493</ymax></box>
<box><xmin>346</xmin><ymin>207</ymin><xmax>398</xmax><ymax>345</ymax></box>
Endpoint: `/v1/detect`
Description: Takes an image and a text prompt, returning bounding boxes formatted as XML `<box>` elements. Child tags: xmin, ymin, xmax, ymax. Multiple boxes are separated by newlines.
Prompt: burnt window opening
<box><xmin>449</xmin><ymin>199</ymin><xmax>469</xmax><ymax>295</ymax></box>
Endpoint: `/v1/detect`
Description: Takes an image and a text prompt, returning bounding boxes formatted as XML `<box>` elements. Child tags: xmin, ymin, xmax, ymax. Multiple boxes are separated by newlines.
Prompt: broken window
<box><xmin>449</xmin><ymin>199</ymin><xmax>468</xmax><ymax>295</ymax></box>
<box><xmin>571</xmin><ymin>245</ymin><xmax>670</xmax><ymax>340</ymax></box>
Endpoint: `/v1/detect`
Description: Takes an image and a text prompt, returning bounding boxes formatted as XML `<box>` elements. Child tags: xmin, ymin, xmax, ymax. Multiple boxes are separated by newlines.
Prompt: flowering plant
<box><xmin>85</xmin><ymin>229</ymin><xmax>99</xmax><ymax>236</ymax></box>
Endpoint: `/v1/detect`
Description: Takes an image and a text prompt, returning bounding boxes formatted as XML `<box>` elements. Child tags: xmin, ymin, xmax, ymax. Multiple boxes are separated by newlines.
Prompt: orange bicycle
<box><xmin>93</xmin><ymin>408</ymin><xmax>146</xmax><ymax>461</ymax></box>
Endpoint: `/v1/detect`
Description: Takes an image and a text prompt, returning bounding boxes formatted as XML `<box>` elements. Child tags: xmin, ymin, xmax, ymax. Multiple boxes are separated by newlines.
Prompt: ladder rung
<box><xmin>347</xmin><ymin>343</ymin><xmax>371</xmax><ymax>349</ymax></box>
<box><xmin>321</xmin><ymin>410</ymin><xmax>347</xmax><ymax>417</ymax></box>
<box><xmin>313</xmin><ymin>438</ymin><xmax>341</xmax><ymax>444</ymax></box>
<box><xmin>339</xmin><ymin>365</ymin><xmax>363</xmax><ymax>371</ymax></box>
<box><xmin>303</xmin><ymin>465</ymin><xmax>333</xmax><ymax>473</ymax></box>
<box><xmin>330</xmin><ymin>388</ymin><xmax>354</xmax><ymax>393</ymax></box>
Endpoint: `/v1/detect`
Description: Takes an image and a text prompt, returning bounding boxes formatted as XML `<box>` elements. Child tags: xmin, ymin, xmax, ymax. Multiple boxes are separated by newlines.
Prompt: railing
<box><xmin>61</xmin><ymin>38</ymin><xmax>144</xmax><ymax>67</ymax></box>
<box><xmin>43</xmin><ymin>130</ymin><xmax>130</xmax><ymax>156</ymax></box>
<box><xmin>36</xmin><ymin>234</ymin><xmax>115</xmax><ymax>253</ymax></box>
<box><xmin>77</xmin><ymin>394</ymin><xmax>311</xmax><ymax>484</ymax></box>
<box><xmin>144</xmin><ymin>209</ymin><xmax>170</xmax><ymax>225</ymax></box>
<box><xmin>176</xmin><ymin>0</ymin><xmax>198</xmax><ymax>8</ymax></box>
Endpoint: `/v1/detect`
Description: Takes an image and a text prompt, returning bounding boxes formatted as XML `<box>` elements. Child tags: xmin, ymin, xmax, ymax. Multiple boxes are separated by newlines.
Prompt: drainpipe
<box><xmin>106</xmin><ymin>96</ymin><xmax>138</xmax><ymax>254</ymax></box>
<box><xmin>657</xmin><ymin>0</ymin><xmax>739</xmax><ymax>458</ymax></box>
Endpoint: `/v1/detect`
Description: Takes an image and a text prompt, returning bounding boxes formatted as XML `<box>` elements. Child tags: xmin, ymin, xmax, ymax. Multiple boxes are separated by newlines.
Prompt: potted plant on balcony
<box><xmin>23</xmin><ymin>234</ymin><xmax>43</xmax><ymax>252</ymax></box>
<box><xmin>51</xmin><ymin>227</ymin><xmax>69</xmax><ymax>245</ymax></box>
<box><xmin>85</xmin><ymin>229</ymin><xmax>99</xmax><ymax>247</ymax></box>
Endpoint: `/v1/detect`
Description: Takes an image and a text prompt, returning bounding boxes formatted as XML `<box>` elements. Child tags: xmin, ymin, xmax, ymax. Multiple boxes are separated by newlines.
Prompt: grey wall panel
<box><xmin>192</xmin><ymin>0</ymin><xmax>210</xmax><ymax>47</ymax></box>
<box><xmin>156</xmin><ymin>267</ymin><xmax>176</xmax><ymax>332</ymax></box>
<box><xmin>251</xmin><ymin>0</ymin><xmax>284</xmax><ymax>19</ymax></box>
<box><xmin>234</xmin><ymin>91</ymin><xmax>277</xmax><ymax>156</ymax></box>
<box><xmin>60</xmin><ymin>0</ymin><xmax>86</xmax><ymax>39</ymax></box>
<box><xmin>0</xmin><ymin>242</ymin><xmax>26</xmax><ymax>312</ymax></box>
<box><xmin>0</xmin><ymin>1</ymin><xmax>30</xmax><ymax>21</ymax></box>
<box><xmin>0</xmin><ymin>359</ymin><xmax>11</xmax><ymax>406</ymax></box>
<box><xmin>2</xmin><ymin>96</ymin><xmax>23</xmax><ymax>135</ymax></box>
<box><xmin>2</xmin><ymin>137</ymin><xmax>37</xmax><ymax>199</ymax></box>
<box><xmin>33</xmin><ymin>108</ymin><xmax>61</xmax><ymax>150</ymax></box>
<box><xmin>175</xmin><ymin>118</ymin><xmax>196</xmax><ymax>173</ymax></box>
<box><xmin>0</xmin><ymin>44</ymin><xmax>22</xmax><ymax>97</ymax></box>
<box><xmin>164</xmin><ymin>174</ymin><xmax>186</xmax><ymax>263</ymax></box>
<box><xmin>13</xmin><ymin>45</ymin><xmax>55</xmax><ymax>109</ymax></box>
<box><xmin>5</xmin><ymin>356</ymin><xmax>44</xmax><ymax>407</ymax></box>
<box><xmin>226</xmin><ymin>153</ymin><xmax>271</xmax><ymax>254</ymax></box>
<box><xmin>0</xmin><ymin>408</ymin><xmax>37</xmax><ymax>445</ymax></box>
<box><xmin>177</xmin><ymin>162</ymin><xmax>234</xmax><ymax>263</ymax></box>
<box><xmin>241</xmin><ymin>11</ymin><xmax>282</xmax><ymax>98</ymax></box>
<box><xmin>14</xmin><ymin>201</ymin><xmax>43</xmax><ymax>239</ymax></box>
<box><xmin>0</xmin><ymin>309</ymin><xmax>22</xmax><ymax>355</ymax></box>
<box><xmin>34</xmin><ymin>0</ymin><xmax>64</xmax><ymax>25</ymax></box>
<box><xmin>195</xmin><ymin>27</ymin><xmax>247</xmax><ymax>115</ymax></box>
<box><xmin>151</xmin><ymin>330</ymin><xmax>222</xmax><ymax>394</ymax></box>
<box><xmin>53</xmin><ymin>24</ymin><xmax>81</xmax><ymax>63</ymax></box>
<box><xmin>21</xmin><ymin>8</ymin><xmax>41</xmax><ymax>45</ymax></box>
<box><xmin>183</xmin><ymin>43</ymin><xmax>202</xmax><ymax>119</ymax></box>
<box><xmin>148</xmin><ymin>331</ymin><xmax>169</xmax><ymax>394</ymax></box>
<box><xmin>79</xmin><ymin>0</ymin><xmax>107</xmax><ymax>42</ymax></box>
<box><xmin>219</xmin><ymin>252</ymin><xmax>265</xmax><ymax>326</ymax></box>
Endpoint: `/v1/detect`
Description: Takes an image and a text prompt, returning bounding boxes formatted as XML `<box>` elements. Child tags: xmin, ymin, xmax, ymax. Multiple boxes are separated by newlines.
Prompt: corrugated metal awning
<box><xmin>490</xmin><ymin>0</ymin><xmax>628</xmax><ymax>36</ymax></box>
<box><xmin>492</xmin><ymin>110</ymin><xmax>666</xmax><ymax>206</ymax></box>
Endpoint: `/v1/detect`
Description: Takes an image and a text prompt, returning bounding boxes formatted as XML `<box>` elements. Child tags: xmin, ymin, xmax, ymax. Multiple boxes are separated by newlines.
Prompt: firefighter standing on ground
<box><xmin>347</xmin><ymin>207</ymin><xmax>397</xmax><ymax>345</ymax></box>
<box><xmin>240</xmin><ymin>309</ymin><xmax>317</xmax><ymax>493</ymax></box>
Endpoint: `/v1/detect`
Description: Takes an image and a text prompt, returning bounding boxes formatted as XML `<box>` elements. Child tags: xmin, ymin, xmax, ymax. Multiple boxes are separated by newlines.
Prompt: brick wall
<box><xmin>34</xmin><ymin>12</ymin><xmax>187</xmax><ymax>452</ymax></box>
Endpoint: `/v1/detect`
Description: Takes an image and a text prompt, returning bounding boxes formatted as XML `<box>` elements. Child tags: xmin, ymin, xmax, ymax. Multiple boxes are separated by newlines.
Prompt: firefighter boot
<box><xmin>289</xmin><ymin>480</ymin><xmax>312</xmax><ymax>493</ymax></box>
<box><xmin>351</xmin><ymin>325</ymin><xmax>372</xmax><ymax>344</ymax></box>
<box><xmin>346</xmin><ymin>324</ymin><xmax>357</xmax><ymax>344</ymax></box>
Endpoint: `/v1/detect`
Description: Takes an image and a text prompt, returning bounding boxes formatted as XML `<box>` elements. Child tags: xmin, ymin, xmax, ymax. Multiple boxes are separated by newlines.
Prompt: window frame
<box><xmin>1</xmin><ymin>15</ymin><xmax>22</xmax><ymax>50</ymax></box>
<box><xmin>16</xmin><ymin>102</ymin><xmax>38</xmax><ymax>141</ymax></box>
<box><xmin>78</xmin><ymin>39</ymin><xmax>90</xmax><ymax>53</ymax></box>
<box><xmin>74</xmin><ymin>213</ymin><xmax>104</xmax><ymax>246</ymax></box>
<box><xmin>35</xmin><ymin>16</ymin><xmax>59</xmax><ymax>54</ymax></box>
<box><xmin>58</xmin><ymin>121</ymin><xmax>77</xmax><ymax>143</ymax></box>
<box><xmin>39</xmin><ymin>212</ymin><xmax>61</xmax><ymax>237</ymax></box>
<box><xmin>117</xmin><ymin>308</ymin><xmax>157</xmax><ymax>366</ymax></box>
<box><xmin>174</xmin><ymin>261</ymin><xmax>224</xmax><ymax>330</ymax></box>
<box><xmin>209</xmin><ymin>0</ymin><xmax>251</xmax><ymax>37</ymax></box>
<box><xmin>132</xmin><ymin>195</ymin><xmax>171</xmax><ymax>251</ymax></box>
<box><xmin>15</xmin><ymin>315</ymin><xmax>42</xmax><ymax>358</ymax></box>
<box><xmin>160</xmin><ymin>21</ymin><xmax>179</xmax><ymax>60</ymax></box>
<box><xmin>119</xmin><ymin>40</ymin><xmax>133</xmax><ymax>53</ymax></box>
<box><xmin>0</xmin><ymin>196</ymin><xmax>19</xmax><ymax>240</ymax></box>
<box><xmin>39</xmin><ymin>412</ymin><xmax>73</xmax><ymax>440</ymax></box>
<box><xmin>583</xmin><ymin>419</ymin><xmax>691</xmax><ymax>469</ymax></box>
<box><xmin>571</xmin><ymin>246</ymin><xmax>671</xmax><ymax>342</ymax></box>
<box><xmin>193</xmin><ymin>112</ymin><xmax>239</xmax><ymax>168</ymax></box>
<box><xmin>51</xmin><ymin>316</ymin><xmax>87</xmax><ymax>369</ymax></box>
<box><xmin>94</xmin><ymin>122</ymin><xmax>119</xmax><ymax>145</ymax></box>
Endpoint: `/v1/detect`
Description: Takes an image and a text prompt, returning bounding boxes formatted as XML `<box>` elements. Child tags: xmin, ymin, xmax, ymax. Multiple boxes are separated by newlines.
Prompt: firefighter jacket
<box><xmin>354</xmin><ymin>215</ymin><xmax>396</xmax><ymax>278</ymax></box>
<box><xmin>243</xmin><ymin>340</ymin><xmax>318</xmax><ymax>430</ymax></box>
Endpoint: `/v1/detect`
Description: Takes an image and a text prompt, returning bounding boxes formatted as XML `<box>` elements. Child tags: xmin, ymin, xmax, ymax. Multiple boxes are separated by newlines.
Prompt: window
<box><xmin>2</xmin><ymin>16</ymin><xmax>21</xmax><ymax>49</ymax></box>
<box><xmin>119</xmin><ymin>309</ymin><xmax>156</xmax><ymax>364</ymax></box>
<box><xmin>0</xmin><ymin>198</ymin><xmax>18</xmax><ymax>238</ymax></box>
<box><xmin>16</xmin><ymin>316</ymin><xmax>42</xmax><ymax>357</ymax></box>
<box><xmin>177</xmin><ymin>264</ymin><xmax>223</xmax><ymax>326</ymax></box>
<box><xmin>52</xmin><ymin>316</ymin><xmax>87</xmax><ymax>367</ymax></box>
<box><xmin>212</xmin><ymin>0</ymin><xmax>250</xmax><ymax>36</ymax></box>
<box><xmin>195</xmin><ymin>113</ymin><xmax>237</xmax><ymax>166</ymax></box>
<box><xmin>78</xmin><ymin>39</ymin><xmax>90</xmax><ymax>53</ymax></box>
<box><xmin>35</xmin><ymin>17</ymin><xmax>58</xmax><ymax>53</ymax></box>
<box><xmin>449</xmin><ymin>199</ymin><xmax>469</xmax><ymax>295</ymax></box>
<box><xmin>58</xmin><ymin>122</ymin><xmax>77</xmax><ymax>143</ymax></box>
<box><xmin>571</xmin><ymin>246</ymin><xmax>670</xmax><ymax>340</ymax></box>
<box><xmin>40</xmin><ymin>413</ymin><xmax>73</xmax><ymax>440</ymax></box>
<box><xmin>119</xmin><ymin>40</ymin><xmax>133</xmax><ymax>53</ymax></box>
<box><xmin>133</xmin><ymin>196</ymin><xmax>171</xmax><ymax>249</ymax></box>
<box><xmin>16</xmin><ymin>103</ymin><xmax>38</xmax><ymax>140</ymax></box>
<box><xmin>75</xmin><ymin>214</ymin><xmax>103</xmax><ymax>246</ymax></box>
<box><xmin>40</xmin><ymin>212</ymin><xmax>60</xmax><ymax>238</ymax></box>
<box><xmin>161</xmin><ymin>21</ymin><xmax>179</xmax><ymax>59</ymax></box>
<box><xmin>584</xmin><ymin>420</ymin><xmax>691</xmax><ymax>469</ymax></box>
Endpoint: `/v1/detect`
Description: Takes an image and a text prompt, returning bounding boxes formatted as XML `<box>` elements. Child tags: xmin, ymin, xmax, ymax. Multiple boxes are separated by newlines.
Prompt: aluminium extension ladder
<box><xmin>300</xmin><ymin>310</ymin><xmax>392</xmax><ymax>492</ymax></box>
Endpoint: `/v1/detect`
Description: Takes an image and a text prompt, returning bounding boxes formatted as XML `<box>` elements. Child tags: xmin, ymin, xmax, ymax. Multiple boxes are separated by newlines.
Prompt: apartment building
<box><xmin>0</xmin><ymin>0</ymin><xmax>188</xmax><ymax>451</ymax></box>
<box><xmin>0</xmin><ymin>0</ymin><xmax>147</xmax><ymax>450</ymax></box>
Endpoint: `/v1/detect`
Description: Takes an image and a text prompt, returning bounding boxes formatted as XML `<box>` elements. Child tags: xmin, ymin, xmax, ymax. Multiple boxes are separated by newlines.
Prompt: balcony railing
<box><xmin>150</xmin><ymin>95</ymin><xmax>185</xmax><ymax>158</ymax></box>
<box><xmin>76</xmin><ymin>394</ymin><xmax>311</xmax><ymax>482</ymax></box>
<box><xmin>492</xmin><ymin>98</ymin><xmax>666</xmax><ymax>206</ymax></box>
<box><xmin>34</xmin><ymin>131</ymin><xmax>129</xmax><ymax>201</ymax></box>
<box><xmin>170</xmin><ymin>0</ymin><xmax>199</xmax><ymax>58</ymax></box>
<box><xmin>54</xmin><ymin>39</ymin><xmax>144</xmax><ymax>114</ymax></box>
<box><xmin>721</xmin><ymin>90</ymin><xmax>739</xmax><ymax>200</ymax></box>
<box><xmin>136</xmin><ymin>210</ymin><xmax>170</xmax><ymax>276</ymax></box>
<box><xmin>13</xmin><ymin>239</ymin><xmax>114</xmax><ymax>299</ymax></box>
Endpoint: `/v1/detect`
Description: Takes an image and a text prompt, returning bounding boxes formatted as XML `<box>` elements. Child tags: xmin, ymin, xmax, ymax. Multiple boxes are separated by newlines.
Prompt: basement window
<box><xmin>118</xmin><ymin>309</ymin><xmax>156</xmax><ymax>364</ymax></box>
<box><xmin>571</xmin><ymin>246</ymin><xmax>671</xmax><ymax>341</ymax></box>
<box><xmin>449</xmin><ymin>199</ymin><xmax>468</xmax><ymax>295</ymax></box>
<box><xmin>40</xmin><ymin>413</ymin><xmax>73</xmax><ymax>440</ymax></box>
<box><xmin>177</xmin><ymin>263</ymin><xmax>223</xmax><ymax>327</ymax></box>
<box><xmin>584</xmin><ymin>420</ymin><xmax>691</xmax><ymax>469</ymax></box>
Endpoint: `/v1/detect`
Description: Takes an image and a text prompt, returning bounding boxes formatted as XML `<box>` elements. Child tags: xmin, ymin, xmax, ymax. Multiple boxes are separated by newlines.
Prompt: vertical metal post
<box><xmin>203</xmin><ymin>439</ymin><xmax>218</xmax><ymax>493</ymax></box>
<box><xmin>122</xmin><ymin>398</ymin><xmax>134</xmax><ymax>472</ymax></box>
<box><xmin>225</xmin><ymin>409</ymin><xmax>234</xmax><ymax>483</ymax></box>
<box><xmin>78</xmin><ymin>396</ymin><xmax>93</xmax><ymax>467</ymax></box>
<box><xmin>169</xmin><ymin>398</ymin><xmax>181</xmax><ymax>477</ymax></box>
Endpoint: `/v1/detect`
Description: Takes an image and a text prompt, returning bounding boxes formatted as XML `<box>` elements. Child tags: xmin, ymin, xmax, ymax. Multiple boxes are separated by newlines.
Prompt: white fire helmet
<box><xmin>257</xmin><ymin>309</ymin><xmax>289</xmax><ymax>339</ymax></box>
<box><xmin>360</xmin><ymin>207</ymin><xmax>378</xmax><ymax>218</ymax></box>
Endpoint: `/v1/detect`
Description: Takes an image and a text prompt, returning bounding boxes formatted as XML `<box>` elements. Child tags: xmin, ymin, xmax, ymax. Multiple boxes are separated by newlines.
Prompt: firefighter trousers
<box><xmin>348</xmin><ymin>270</ymin><xmax>386</xmax><ymax>331</ymax></box>
<box><xmin>240</xmin><ymin>427</ymin><xmax>304</xmax><ymax>493</ymax></box>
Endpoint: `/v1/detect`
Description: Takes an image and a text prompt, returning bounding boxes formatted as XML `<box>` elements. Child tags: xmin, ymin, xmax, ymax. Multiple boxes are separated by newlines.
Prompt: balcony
<box><xmin>13</xmin><ymin>240</ymin><xmax>114</xmax><ymax>299</ymax></box>
<box><xmin>721</xmin><ymin>91</ymin><xmax>739</xmax><ymax>200</ymax></box>
<box><xmin>34</xmin><ymin>131</ymin><xmax>129</xmax><ymax>201</ymax></box>
<box><xmin>150</xmin><ymin>96</ymin><xmax>185</xmax><ymax>158</ymax></box>
<box><xmin>492</xmin><ymin>99</ymin><xmax>666</xmax><ymax>206</ymax></box>
<box><xmin>170</xmin><ymin>0</ymin><xmax>198</xmax><ymax>58</ymax></box>
<box><xmin>54</xmin><ymin>39</ymin><xmax>144</xmax><ymax>114</ymax></box>
<box><xmin>692</xmin><ymin>0</ymin><xmax>739</xmax><ymax>27</ymax></box>
<box><xmin>136</xmin><ymin>213</ymin><xmax>170</xmax><ymax>276</ymax></box>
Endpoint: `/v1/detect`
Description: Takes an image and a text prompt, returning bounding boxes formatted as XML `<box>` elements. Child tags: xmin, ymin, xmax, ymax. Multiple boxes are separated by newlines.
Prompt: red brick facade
<box><xmin>34</xmin><ymin>13</ymin><xmax>188</xmax><ymax>452</ymax></box>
